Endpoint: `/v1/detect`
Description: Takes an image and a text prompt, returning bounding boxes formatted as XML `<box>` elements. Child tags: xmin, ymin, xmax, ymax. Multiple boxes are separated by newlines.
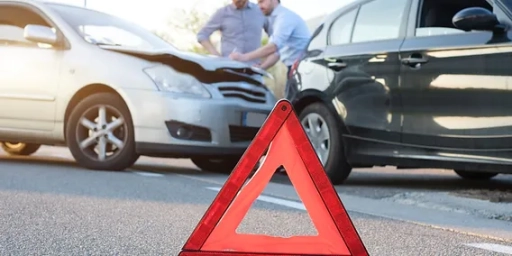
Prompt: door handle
<box><xmin>401</xmin><ymin>55</ymin><xmax>429</xmax><ymax>68</ymax></box>
<box><xmin>327</xmin><ymin>62</ymin><xmax>347</xmax><ymax>71</ymax></box>
<box><xmin>401</xmin><ymin>57</ymin><xmax>428</xmax><ymax>64</ymax></box>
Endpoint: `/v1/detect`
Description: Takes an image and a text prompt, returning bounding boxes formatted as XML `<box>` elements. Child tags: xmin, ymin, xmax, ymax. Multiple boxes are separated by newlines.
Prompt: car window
<box><xmin>328</xmin><ymin>8</ymin><xmax>358</xmax><ymax>46</ymax></box>
<box><xmin>415</xmin><ymin>0</ymin><xmax>493</xmax><ymax>37</ymax></box>
<box><xmin>351</xmin><ymin>0</ymin><xmax>409</xmax><ymax>43</ymax></box>
<box><xmin>0</xmin><ymin>5</ymin><xmax>55</xmax><ymax>48</ymax></box>
<box><xmin>48</xmin><ymin>3</ymin><xmax>174</xmax><ymax>50</ymax></box>
<box><xmin>79</xmin><ymin>25</ymin><xmax>155</xmax><ymax>48</ymax></box>
<box><xmin>415</xmin><ymin>27</ymin><xmax>465</xmax><ymax>37</ymax></box>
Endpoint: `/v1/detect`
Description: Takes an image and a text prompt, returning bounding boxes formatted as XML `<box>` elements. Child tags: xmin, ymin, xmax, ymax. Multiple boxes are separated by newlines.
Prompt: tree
<box><xmin>164</xmin><ymin>8</ymin><xmax>211</xmax><ymax>54</ymax></box>
<box><xmin>154</xmin><ymin>0</ymin><xmax>230</xmax><ymax>54</ymax></box>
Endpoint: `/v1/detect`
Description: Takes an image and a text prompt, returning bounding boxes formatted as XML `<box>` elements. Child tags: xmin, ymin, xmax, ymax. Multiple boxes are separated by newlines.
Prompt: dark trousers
<box><xmin>283</xmin><ymin>65</ymin><xmax>292</xmax><ymax>99</ymax></box>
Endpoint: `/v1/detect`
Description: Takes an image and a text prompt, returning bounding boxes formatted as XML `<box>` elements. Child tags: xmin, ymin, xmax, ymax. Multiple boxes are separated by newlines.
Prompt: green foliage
<box><xmin>190</xmin><ymin>44</ymin><xmax>210</xmax><ymax>55</ymax></box>
<box><xmin>171</xmin><ymin>8</ymin><xmax>209</xmax><ymax>36</ymax></box>
<box><xmin>156</xmin><ymin>3</ymin><xmax>214</xmax><ymax>54</ymax></box>
<box><xmin>261</xmin><ymin>36</ymin><xmax>269</xmax><ymax>46</ymax></box>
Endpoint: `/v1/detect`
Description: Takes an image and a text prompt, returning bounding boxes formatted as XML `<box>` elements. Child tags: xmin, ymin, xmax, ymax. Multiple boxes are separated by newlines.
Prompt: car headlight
<box><xmin>143</xmin><ymin>65</ymin><xmax>211</xmax><ymax>98</ymax></box>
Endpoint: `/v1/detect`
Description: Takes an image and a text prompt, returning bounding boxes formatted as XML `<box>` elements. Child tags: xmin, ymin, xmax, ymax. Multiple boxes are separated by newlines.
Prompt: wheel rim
<box><xmin>75</xmin><ymin>104</ymin><xmax>128</xmax><ymax>162</ymax></box>
<box><xmin>4</xmin><ymin>142</ymin><xmax>23</xmax><ymax>149</ymax></box>
<box><xmin>301</xmin><ymin>113</ymin><xmax>331</xmax><ymax>165</ymax></box>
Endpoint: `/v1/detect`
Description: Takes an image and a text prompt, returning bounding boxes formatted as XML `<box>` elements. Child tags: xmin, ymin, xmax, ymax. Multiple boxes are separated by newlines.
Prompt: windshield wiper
<box><xmin>93</xmin><ymin>42</ymin><xmax>122</xmax><ymax>46</ymax></box>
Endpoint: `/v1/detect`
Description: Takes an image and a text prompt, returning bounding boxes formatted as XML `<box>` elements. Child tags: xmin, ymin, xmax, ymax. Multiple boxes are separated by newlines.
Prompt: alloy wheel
<box><xmin>75</xmin><ymin>104</ymin><xmax>128</xmax><ymax>162</ymax></box>
<box><xmin>301</xmin><ymin>113</ymin><xmax>331</xmax><ymax>165</ymax></box>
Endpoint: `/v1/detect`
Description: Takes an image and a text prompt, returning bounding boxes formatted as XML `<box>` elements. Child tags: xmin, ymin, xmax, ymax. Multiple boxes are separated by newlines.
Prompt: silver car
<box><xmin>0</xmin><ymin>0</ymin><xmax>277</xmax><ymax>173</ymax></box>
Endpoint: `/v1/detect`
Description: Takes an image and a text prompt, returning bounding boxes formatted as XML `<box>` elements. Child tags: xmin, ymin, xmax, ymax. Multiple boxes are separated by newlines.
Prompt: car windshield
<box><xmin>46</xmin><ymin>3</ymin><xmax>176</xmax><ymax>50</ymax></box>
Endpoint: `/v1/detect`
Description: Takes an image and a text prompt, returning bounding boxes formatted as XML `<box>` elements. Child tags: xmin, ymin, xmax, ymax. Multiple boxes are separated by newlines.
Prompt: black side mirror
<box><xmin>452</xmin><ymin>7</ymin><xmax>499</xmax><ymax>32</ymax></box>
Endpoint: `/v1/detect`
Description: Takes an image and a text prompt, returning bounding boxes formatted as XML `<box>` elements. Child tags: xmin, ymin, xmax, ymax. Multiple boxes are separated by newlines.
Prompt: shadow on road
<box><xmin>269</xmin><ymin>169</ymin><xmax>512</xmax><ymax>201</ymax></box>
<box><xmin>0</xmin><ymin>156</ymin><xmax>308</xmax><ymax>213</ymax></box>
<box><xmin>0</xmin><ymin>155</ymin><xmax>79</xmax><ymax>168</ymax></box>
<box><xmin>1</xmin><ymin>155</ymin><xmax>511</xmax><ymax>202</ymax></box>
<box><xmin>0</xmin><ymin>155</ymin><xmax>202</xmax><ymax>175</ymax></box>
<box><xmin>268</xmin><ymin>169</ymin><xmax>511</xmax><ymax>189</ymax></box>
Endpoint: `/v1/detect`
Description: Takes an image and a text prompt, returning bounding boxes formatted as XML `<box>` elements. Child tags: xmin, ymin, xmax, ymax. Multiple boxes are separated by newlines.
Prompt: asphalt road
<box><xmin>1</xmin><ymin>146</ymin><xmax>512</xmax><ymax>255</ymax></box>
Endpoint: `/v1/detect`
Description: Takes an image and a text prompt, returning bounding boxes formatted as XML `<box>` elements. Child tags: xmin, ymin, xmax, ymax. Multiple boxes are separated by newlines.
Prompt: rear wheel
<box><xmin>66</xmin><ymin>92</ymin><xmax>139</xmax><ymax>171</ymax></box>
<box><xmin>1</xmin><ymin>142</ymin><xmax>41</xmax><ymax>156</ymax></box>
<box><xmin>191</xmin><ymin>156</ymin><xmax>241</xmax><ymax>174</ymax></box>
<box><xmin>299</xmin><ymin>102</ymin><xmax>352</xmax><ymax>185</ymax></box>
<box><xmin>454</xmin><ymin>170</ymin><xmax>498</xmax><ymax>180</ymax></box>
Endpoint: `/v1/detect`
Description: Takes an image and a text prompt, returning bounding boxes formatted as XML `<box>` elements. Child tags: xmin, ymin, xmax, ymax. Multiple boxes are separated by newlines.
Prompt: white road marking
<box><xmin>206</xmin><ymin>186</ymin><xmax>305</xmax><ymax>210</ymax></box>
<box><xmin>465</xmin><ymin>243</ymin><xmax>512</xmax><ymax>255</ymax></box>
<box><xmin>133</xmin><ymin>172</ymin><xmax>165</xmax><ymax>178</ymax></box>
<box><xmin>206</xmin><ymin>186</ymin><xmax>512</xmax><ymax>253</ymax></box>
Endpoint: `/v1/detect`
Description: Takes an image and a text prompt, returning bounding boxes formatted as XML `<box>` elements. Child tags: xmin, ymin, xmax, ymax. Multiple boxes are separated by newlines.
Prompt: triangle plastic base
<box><xmin>180</xmin><ymin>252</ymin><xmax>348</xmax><ymax>256</ymax></box>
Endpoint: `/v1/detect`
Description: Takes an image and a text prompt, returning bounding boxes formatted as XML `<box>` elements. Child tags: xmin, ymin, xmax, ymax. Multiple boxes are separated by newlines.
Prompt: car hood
<box><xmin>99</xmin><ymin>45</ymin><xmax>273</xmax><ymax>79</ymax></box>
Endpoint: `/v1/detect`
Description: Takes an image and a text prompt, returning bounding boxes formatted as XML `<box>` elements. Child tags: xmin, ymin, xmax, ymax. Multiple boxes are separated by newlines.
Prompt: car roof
<box><xmin>0</xmin><ymin>0</ymin><xmax>83</xmax><ymax>8</ymax></box>
<box><xmin>0</xmin><ymin>0</ymin><xmax>39</xmax><ymax>4</ymax></box>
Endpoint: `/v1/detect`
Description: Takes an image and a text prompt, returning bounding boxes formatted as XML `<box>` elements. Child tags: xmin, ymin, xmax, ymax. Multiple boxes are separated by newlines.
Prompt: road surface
<box><xmin>0</xmin><ymin>146</ymin><xmax>511</xmax><ymax>255</ymax></box>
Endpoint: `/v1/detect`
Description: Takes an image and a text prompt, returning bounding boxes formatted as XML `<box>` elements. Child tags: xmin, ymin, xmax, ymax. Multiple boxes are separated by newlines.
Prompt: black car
<box><xmin>288</xmin><ymin>0</ymin><xmax>512</xmax><ymax>185</ymax></box>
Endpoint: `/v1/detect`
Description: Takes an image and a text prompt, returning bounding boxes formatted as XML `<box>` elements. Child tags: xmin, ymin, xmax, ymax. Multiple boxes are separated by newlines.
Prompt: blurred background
<box><xmin>44</xmin><ymin>0</ymin><xmax>355</xmax><ymax>98</ymax></box>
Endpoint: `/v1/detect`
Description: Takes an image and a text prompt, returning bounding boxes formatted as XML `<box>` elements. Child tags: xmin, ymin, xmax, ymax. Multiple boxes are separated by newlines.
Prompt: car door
<box><xmin>398</xmin><ymin>0</ymin><xmax>512</xmax><ymax>151</ymax></box>
<box><xmin>322</xmin><ymin>0</ymin><xmax>411</xmax><ymax>143</ymax></box>
<box><xmin>0</xmin><ymin>3</ymin><xmax>62</xmax><ymax>132</ymax></box>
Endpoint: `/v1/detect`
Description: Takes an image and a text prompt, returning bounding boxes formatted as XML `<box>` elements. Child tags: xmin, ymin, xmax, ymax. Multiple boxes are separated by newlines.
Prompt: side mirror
<box><xmin>23</xmin><ymin>24</ymin><xmax>57</xmax><ymax>45</ymax></box>
<box><xmin>452</xmin><ymin>7</ymin><xmax>499</xmax><ymax>32</ymax></box>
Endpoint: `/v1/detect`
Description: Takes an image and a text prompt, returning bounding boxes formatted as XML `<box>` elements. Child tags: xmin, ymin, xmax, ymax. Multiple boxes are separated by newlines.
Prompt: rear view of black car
<box><xmin>289</xmin><ymin>0</ymin><xmax>512</xmax><ymax>185</ymax></box>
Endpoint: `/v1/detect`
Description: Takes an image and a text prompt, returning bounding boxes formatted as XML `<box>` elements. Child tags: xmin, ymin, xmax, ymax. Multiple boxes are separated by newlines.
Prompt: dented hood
<box><xmin>99</xmin><ymin>45</ymin><xmax>273</xmax><ymax>79</ymax></box>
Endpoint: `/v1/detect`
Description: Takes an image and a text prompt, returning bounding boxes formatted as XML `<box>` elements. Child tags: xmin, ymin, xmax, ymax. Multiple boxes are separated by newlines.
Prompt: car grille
<box><xmin>217</xmin><ymin>85</ymin><xmax>267</xmax><ymax>103</ymax></box>
<box><xmin>229</xmin><ymin>125</ymin><xmax>260</xmax><ymax>142</ymax></box>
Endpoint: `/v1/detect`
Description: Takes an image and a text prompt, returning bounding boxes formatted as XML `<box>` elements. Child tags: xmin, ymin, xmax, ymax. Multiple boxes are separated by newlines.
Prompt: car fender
<box><xmin>292</xmin><ymin>88</ymin><xmax>350</xmax><ymax>136</ymax></box>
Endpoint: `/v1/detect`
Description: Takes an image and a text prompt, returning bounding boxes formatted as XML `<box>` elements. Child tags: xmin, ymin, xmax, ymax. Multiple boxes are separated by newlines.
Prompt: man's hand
<box><xmin>229</xmin><ymin>52</ymin><xmax>248</xmax><ymax>62</ymax></box>
<box><xmin>257</xmin><ymin>53</ymin><xmax>280</xmax><ymax>70</ymax></box>
<box><xmin>199</xmin><ymin>40</ymin><xmax>221</xmax><ymax>56</ymax></box>
<box><xmin>231</xmin><ymin>43</ymin><xmax>278</xmax><ymax>64</ymax></box>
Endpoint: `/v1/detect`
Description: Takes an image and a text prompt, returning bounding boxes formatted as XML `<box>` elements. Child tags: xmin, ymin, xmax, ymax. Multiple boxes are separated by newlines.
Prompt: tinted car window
<box><xmin>328</xmin><ymin>8</ymin><xmax>358</xmax><ymax>45</ymax></box>
<box><xmin>415</xmin><ymin>0</ymin><xmax>493</xmax><ymax>37</ymax></box>
<box><xmin>352</xmin><ymin>0</ymin><xmax>409</xmax><ymax>43</ymax></box>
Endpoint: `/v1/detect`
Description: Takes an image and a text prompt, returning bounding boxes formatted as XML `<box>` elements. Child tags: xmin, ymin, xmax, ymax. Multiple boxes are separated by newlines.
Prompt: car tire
<box><xmin>454</xmin><ymin>170</ymin><xmax>498</xmax><ymax>180</ymax></box>
<box><xmin>299</xmin><ymin>102</ymin><xmax>352</xmax><ymax>185</ymax></box>
<box><xmin>1</xmin><ymin>142</ymin><xmax>41</xmax><ymax>156</ymax></box>
<box><xmin>191</xmin><ymin>156</ymin><xmax>241</xmax><ymax>174</ymax></box>
<box><xmin>66</xmin><ymin>92</ymin><xmax>139</xmax><ymax>171</ymax></box>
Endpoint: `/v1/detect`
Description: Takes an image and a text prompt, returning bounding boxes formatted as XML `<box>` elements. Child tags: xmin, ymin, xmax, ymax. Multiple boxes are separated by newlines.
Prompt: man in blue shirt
<box><xmin>229</xmin><ymin>0</ymin><xmax>311</xmax><ymax>73</ymax></box>
<box><xmin>197</xmin><ymin>0</ymin><xmax>268</xmax><ymax>65</ymax></box>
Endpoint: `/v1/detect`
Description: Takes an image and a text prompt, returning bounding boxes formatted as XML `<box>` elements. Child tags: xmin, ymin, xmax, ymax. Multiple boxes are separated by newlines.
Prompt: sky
<box><xmin>44</xmin><ymin>0</ymin><xmax>354</xmax><ymax>48</ymax></box>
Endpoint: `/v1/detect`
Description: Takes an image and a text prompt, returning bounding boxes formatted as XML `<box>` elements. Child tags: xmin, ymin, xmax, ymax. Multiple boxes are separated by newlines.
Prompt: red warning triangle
<box><xmin>179</xmin><ymin>100</ymin><xmax>368</xmax><ymax>256</ymax></box>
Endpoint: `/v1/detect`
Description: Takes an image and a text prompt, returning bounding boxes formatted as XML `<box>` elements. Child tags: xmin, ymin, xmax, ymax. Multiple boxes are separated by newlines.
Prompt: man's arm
<box><xmin>243</xmin><ymin>43</ymin><xmax>278</xmax><ymax>61</ymax></box>
<box><xmin>231</xmin><ymin>15</ymin><xmax>294</xmax><ymax>62</ymax></box>
<box><xmin>197</xmin><ymin>8</ymin><xmax>223</xmax><ymax>56</ymax></box>
<box><xmin>259</xmin><ymin>52</ymin><xmax>280</xmax><ymax>70</ymax></box>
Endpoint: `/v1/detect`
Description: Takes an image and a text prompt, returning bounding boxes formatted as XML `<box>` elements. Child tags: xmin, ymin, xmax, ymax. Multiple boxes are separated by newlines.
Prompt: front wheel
<box><xmin>454</xmin><ymin>170</ymin><xmax>498</xmax><ymax>180</ymax></box>
<box><xmin>191</xmin><ymin>156</ymin><xmax>241</xmax><ymax>174</ymax></box>
<box><xmin>1</xmin><ymin>142</ymin><xmax>41</xmax><ymax>156</ymax></box>
<box><xmin>299</xmin><ymin>102</ymin><xmax>352</xmax><ymax>185</ymax></box>
<box><xmin>66</xmin><ymin>92</ymin><xmax>139</xmax><ymax>171</ymax></box>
